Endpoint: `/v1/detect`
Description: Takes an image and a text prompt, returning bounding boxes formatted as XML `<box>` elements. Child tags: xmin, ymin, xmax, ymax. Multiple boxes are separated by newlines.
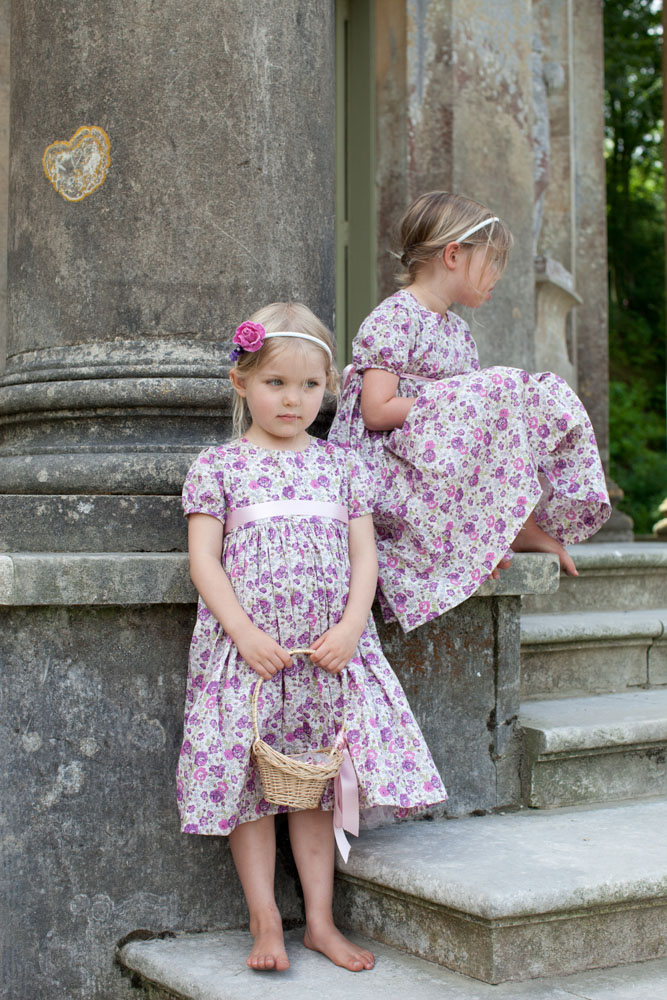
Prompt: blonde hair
<box><xmin>396</xmin><ymin>191</ymin><xmax>513</xmax><ymax>286</ymax></box>
<box><xmin>229</xmin><ymin>302</ymin><xmax>338</xmax><ymax>437</ymax></box>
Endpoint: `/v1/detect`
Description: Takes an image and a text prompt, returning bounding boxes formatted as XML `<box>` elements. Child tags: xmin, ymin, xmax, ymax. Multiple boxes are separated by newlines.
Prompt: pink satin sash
<box><xmin>342</xmin><ymin>363</ymin><xmax>438</xmax><ymax>392</ymax></box>
<box><xmin>333</xmin><ymin>730</ymin><xmax>359</xmax><ymax>863</ymax></box>
<box><xmin>225</xmin><ymin>500</ymin><xmax>349</xmax><ymax>533</ymax></box>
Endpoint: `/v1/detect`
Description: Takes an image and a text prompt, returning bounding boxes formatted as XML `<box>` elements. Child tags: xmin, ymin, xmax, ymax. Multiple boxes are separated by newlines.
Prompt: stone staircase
<box><xmin>118</xmin><ymin>542</ymin><xmax>667</xmax><ymax>997</ymax></box>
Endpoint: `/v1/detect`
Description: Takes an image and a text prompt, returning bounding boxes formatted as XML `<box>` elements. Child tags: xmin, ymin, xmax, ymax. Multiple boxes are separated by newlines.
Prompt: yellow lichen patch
<box><xmin>42</xmin><ymin>126</ymin><xmax>110</xmax><ymax>202</ymax></box>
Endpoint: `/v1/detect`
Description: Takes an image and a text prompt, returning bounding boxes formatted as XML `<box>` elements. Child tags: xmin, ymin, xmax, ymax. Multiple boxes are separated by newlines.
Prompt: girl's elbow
<box><xmin>361</xmin><ymin>400</ymin><xmax>385</xmax><ymax>431</ymax></box>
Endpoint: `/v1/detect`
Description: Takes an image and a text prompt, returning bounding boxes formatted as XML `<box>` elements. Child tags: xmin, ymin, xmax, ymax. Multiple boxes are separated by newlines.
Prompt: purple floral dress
<box><xmin>177</xmin><ymin>437</ymin><xmax>446</xmax><ymax>835</ymax></box>
<box><xmin>328</xmin><ymin>289</ymin><xmax>611</xmax><ymax>632</ymax></box>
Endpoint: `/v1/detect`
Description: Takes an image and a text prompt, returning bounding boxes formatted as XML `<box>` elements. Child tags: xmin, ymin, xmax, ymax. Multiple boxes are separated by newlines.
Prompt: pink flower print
<box><xmin>386</xmin><ymin>555</ymin><xmax>399</xmax><ymax>569</ymax></box>
<box><xmin>218</xmin><ymin>819</ymin><xmax>230</xmax><ymax>831</ymax></box>
<box><xmin>423</xmin><ymin>780</ymin><xmax>434</xmax><ymax>792</ymax></box>
<box><xmin>194</xmin><ymin>768</ymin><xmax>207</xmax><ymax>781</ymax></box>
<box><xmin>379</xmin><ymin>785</ymin><xmax>389</xmax><ymax>796</ymax></box>
<box><xmin>418</xmin><ymin>600</ymin><xmax>430</xmax><ymax>614</ymax></box>
<box><xmin>473</xmin><ymin>427</ymin><xmax>483</xmax><ymax>441</ymax></box>
<box><xmin>528</xmin><ymin>416</ymin><xmax>538</xmax><ymax>428</ymax></box>
<box><xmin>513</xmin><ymin>458</ymin><xmax>524</xmax><ymax>471</ymax></box>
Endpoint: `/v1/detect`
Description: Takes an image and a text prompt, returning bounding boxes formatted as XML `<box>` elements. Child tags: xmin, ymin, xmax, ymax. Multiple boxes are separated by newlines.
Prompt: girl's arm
<box><xmin>188</xmin><ymin>513</ymin><xmax>292</xmax><ymax>679</ymax></box>
<box><xmin>309</xmin><ymin>513</ymin><xmax>378</xmax><ymax>674</ymax></box>
<box><xmin>360</xmin><ymin>368</ymin><xmax>416</xmax><ymax>431</ymax></box>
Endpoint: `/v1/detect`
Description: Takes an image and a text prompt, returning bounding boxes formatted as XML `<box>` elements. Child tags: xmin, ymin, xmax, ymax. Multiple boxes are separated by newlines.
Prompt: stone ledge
<box><xmin>520</xmin><ymin>690</ymin><xmax>667</xmax><ymax>753</ymax></box>
<box><xmin>521</xmin><ymin>609</ymin><xmax>667</xmax><ymax>645</ymax></box>
<box><xmin>0</xmin><ymin>552</ymin><xmax>197</xmax><ymax>606</ymax></box>
<box><xmin>333</xmin><ymin>800</ymin><xmax>667</xmax><ymax>981</ymax></box>
<box><xmin>0</xmin><ymin>552</ymin><xmax>558</xmax><ymax>607</ymax></box>
<box><xmin>568</xmin><ymin>541</ymin><xmax>667</xmax><ymax>570</ymax></box>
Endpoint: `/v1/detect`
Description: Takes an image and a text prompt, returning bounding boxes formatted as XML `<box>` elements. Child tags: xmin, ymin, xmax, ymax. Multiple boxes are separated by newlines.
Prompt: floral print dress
<box><xmin>328</xmin><ymin>289</ymin><xmax>611</xmax><ymax>632</ymax></box>
<box><xmin>177</xmin><ymin>437</ymin><xmax>446</xmax><ymax>835</ymax></box>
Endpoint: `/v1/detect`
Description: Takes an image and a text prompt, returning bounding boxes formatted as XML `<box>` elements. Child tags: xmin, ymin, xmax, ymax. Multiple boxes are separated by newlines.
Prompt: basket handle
<box><xmin>251</xmin><ymin>648</ymin><xmax>314</xmax><ymax>743</ymax></box>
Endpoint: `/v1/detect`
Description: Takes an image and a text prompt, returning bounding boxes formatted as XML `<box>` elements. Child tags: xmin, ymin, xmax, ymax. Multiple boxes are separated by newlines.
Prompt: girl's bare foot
<box><xmin>511</xmin><ymin>515</ymin><xmax>578</xmax><ymax>576</ymax></box>
<box><xmin>304</xmin><ymin>920</ymin><xmax>374</xmax><ymax>972</ymax></box>
<box><xmin>490</xmin><ymin>556</ymin><xmax>513</xmax><ymax>580</ymax></box>
<box><xmin>247</xmin><ymin>909</ymin><xmax>290</xmax><ymax>971</ymax></box>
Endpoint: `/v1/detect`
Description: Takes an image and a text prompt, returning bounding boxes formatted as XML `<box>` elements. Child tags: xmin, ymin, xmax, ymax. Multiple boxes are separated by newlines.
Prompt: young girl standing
<box><xmin>329</xmin><ymin>191</ymin><xmax>611</xmax><ymax>632</ymax></box>
<box><xmin>177</xmin><ymin>302</ymin><xmax>445</xmax><ymax>973</ymax></box>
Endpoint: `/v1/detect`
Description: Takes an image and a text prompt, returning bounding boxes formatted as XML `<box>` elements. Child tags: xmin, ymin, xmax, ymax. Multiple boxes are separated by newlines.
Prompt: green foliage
<box><xmin>604</xmin><ymin>0</ymin><xmax>666</xmax><ymax>533</ymax></box>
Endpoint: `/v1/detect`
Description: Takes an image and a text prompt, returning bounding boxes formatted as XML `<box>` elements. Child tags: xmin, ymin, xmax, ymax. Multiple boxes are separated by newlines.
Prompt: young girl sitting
<box><xmin>177</xmin><ymin>302</ymin><xmax>445</xmax><ymax>973</ymax></box>
<box><xmin>328</xmin><ymin>191</ymin><xmax>610</xmax><ymax>632</ymax></box>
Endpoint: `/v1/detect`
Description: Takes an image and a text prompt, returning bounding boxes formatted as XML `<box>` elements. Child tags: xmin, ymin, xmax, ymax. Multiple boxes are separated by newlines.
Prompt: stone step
<box><xmin>331</xmin><ymin>798</ymin><xmax>667</xmax><ymax>983</ymax></box>
<box><xmin>519</xmin><ymin>690</ymin><xmax>667</xmax><ymax>807</ymax></box>
<box><xmin>521</xmin><ymin>542</ymin><xmax>667</xmax><ymax>616</ymax></box>
<box><xmin>520</xmin><ymin>609</ymin><xmax>667</xmax><ymax>698</ymax></box>
<box><xmin>117</xmin><ymin>929</ymin><xmax>667</xmax><ymax>1000</ymax></box>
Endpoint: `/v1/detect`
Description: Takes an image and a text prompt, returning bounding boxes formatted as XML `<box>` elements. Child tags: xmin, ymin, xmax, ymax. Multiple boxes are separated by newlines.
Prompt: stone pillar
<box><xmin>2</xmin><ymin>1</ymin><xmax>334</xmax><ymax>547</ymax></box>
<box><xmin>571</xmin><ymin>0</ymin><xmax>610</xmax><ymax>469</ymax></box>
<box><xmin>0</xmin><ymin>0</ymin><xmax>8</xmax><ymax>374</ymax></box>
<box><xmin>376</xmin><ymin>0</ymin><xmax>536</xmax><ymax>370</ymax></box>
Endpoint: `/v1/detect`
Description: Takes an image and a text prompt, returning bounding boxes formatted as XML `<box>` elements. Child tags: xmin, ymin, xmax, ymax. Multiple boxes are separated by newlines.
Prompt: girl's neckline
<box><xmin>238</xmin><ymin>435</ymin><xmax>316</xmax><ymax>455</ymax></box>
<box><xmin>399</xmin><ymin>287</ymin><xmax>451</xmax><ymax>321</ymax></box>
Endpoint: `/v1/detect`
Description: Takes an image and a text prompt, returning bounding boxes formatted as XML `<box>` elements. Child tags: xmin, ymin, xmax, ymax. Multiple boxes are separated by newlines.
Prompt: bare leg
<box><xmin>288</xmin><ymin>808</ymin><xmax>374</xmax><ymax>972</ymax></box>
<box><xmin>511</xmin><ymin>512</ymin><xmax>578</xmax><ymax>576</ymax></box>
<box><xmin>228</xmin><ymin>817</ymin><xmax>290</xmax><ymax>971</ymax></box>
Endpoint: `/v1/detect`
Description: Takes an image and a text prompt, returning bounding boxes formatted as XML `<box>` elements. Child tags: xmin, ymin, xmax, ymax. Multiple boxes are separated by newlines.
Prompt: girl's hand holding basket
<box><xmin>309</xmin><ymin>620</ymin><xmax>361</xmax><ymax>674</ymax></box>
<box><xmin>235</xmin><ymin>624</ymin><xmax>293</xmax><ymax>679</ymax></box>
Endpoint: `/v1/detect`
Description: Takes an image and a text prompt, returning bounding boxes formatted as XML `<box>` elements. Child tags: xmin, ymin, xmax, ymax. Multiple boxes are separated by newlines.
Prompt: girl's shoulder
<box><xmin>188</xmin><ymin>441</ymin><xmax>243</xmax><ymax>470</ymax></box>
<box><xmin>362</xmin><ymin>288</ymin><xmax>419</xmax><ymax>325</ymax></box>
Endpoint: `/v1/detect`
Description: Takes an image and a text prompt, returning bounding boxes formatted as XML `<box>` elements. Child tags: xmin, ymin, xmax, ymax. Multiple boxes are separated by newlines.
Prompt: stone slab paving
<box><xmin>119</xmin><ymin>930</ymin><xmax>667</xmax><ymax>1000</ymax></box>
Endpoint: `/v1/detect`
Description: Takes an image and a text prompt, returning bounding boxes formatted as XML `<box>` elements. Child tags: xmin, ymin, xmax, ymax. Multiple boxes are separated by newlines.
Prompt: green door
<box><xmin>335</xmin><ymin>0</ymin><xmax>377</xmax><ymax>367</ymax></box>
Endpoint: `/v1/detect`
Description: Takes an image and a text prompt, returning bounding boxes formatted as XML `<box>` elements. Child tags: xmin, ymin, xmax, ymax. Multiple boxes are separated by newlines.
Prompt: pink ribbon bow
<box><xmin>341</xmin><ymin>363</ymin><xmax>355</xmax><ymax>391</ymax></box>
<box><xmin>333</xmin><ymin>731</ymin><xmax>359</xmax><ymax>863</ymax></box>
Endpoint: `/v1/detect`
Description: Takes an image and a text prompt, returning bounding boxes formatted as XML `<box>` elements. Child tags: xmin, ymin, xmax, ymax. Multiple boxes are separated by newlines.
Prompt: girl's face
<box><xmin>232</xmin><ymin>342</ymin><xmax>328</xmax><ymax>450</ymax></box>
<box><xmin>450</xmin><ymin>245</ymin><xmax>502</xmax><ymax>308</ymax></box>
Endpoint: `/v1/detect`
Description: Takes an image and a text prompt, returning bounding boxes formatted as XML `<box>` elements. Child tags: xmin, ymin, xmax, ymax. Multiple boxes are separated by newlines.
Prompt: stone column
<box><xmin>0</xmin><ymin>0</ymin><xmax>8</xmax><ymax>373</ymax></box>
<box><xmin>571</xmin><ymin>0</ymin><xmax>609</xmax><ymax>468</ymax></box>
<box><xmin>2</xmin><ymin>0</ymin><xmax>334</xmax><ymax>549</ymax></box>
<box><xmin>376</xmin><ymin>0</ymin><xmax>536</xmax><ymax>370</ymax></box>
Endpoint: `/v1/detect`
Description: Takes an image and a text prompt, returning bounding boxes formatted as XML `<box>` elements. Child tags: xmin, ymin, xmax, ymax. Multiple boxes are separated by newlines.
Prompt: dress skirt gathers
<box><xmin>328</xmin><ymin>289</ymin><xmax>611</xmax><ymax>632</ymax></box>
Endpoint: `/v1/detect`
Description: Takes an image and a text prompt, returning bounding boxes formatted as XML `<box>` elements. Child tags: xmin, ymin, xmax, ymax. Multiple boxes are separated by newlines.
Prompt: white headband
<box><xmin>264</xmin><ymin>331</ymin><xmax>333</xmax><ymax>361</ymax></box>
<box><xmin>455</xmin><ymin>217</ymin><xmax>499</xmax><ymax>242</ymax></box>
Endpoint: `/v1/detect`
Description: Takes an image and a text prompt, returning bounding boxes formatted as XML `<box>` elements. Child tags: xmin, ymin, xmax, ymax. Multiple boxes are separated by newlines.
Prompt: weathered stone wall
<box><xmin>376</xmin><ymin>0</ymin><xmax>537</xmax><ymax>371</ymax></box>
<box><xmin>2</xmin><ymin>0</ymin><xmax>335</xmax><ymax>500</ymax></box>
<box><xmin>2</xmin><ymin>600</ymin><xmax>305</xmax><ymax>1000</ymax></box>
<box><xmin>0</xmin><ymin>0</ymin><xmax>8</xmax><ymax>374</ymax></box>
<box><xmin>0</xmin><ymin>552</ymin><xmax>557</xmax><ymax>999</ymax></box>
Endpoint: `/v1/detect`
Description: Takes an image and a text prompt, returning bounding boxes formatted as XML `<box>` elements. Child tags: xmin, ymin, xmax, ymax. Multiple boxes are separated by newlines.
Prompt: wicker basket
<box><xmin>251</xmin><ymin>649</ymin><xmax>343</xmax><ymax>809</ymax></box>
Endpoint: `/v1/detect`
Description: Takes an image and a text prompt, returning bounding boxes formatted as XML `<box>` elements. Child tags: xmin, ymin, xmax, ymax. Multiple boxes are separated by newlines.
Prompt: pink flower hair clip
<box><xmin>229</xmin><ymin>321</ymin><xmax>266</xmax><ymax>362</ymax></box>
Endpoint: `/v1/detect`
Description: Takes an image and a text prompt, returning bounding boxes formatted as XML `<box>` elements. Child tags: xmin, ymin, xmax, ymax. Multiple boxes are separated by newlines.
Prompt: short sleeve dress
<box><xmin>328</xmin><ymin>289</ymin><xmax>611</xmax><ymax>632</ymax></box>
<box><xmin>177</xmin><ymin>436</ymin><xmax>446</xmax><ymax>835</ymax></box>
